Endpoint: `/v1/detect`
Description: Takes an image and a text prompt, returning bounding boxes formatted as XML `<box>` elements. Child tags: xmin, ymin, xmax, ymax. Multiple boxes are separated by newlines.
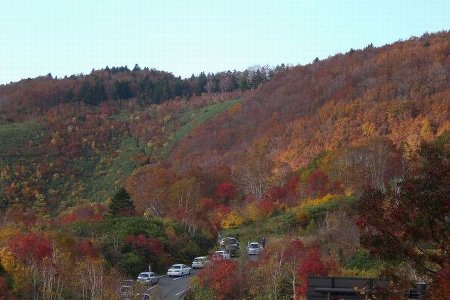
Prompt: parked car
<box><xmin>119</xmin><ymin>280</ymin><xmax>135</xmax><ymax>300</ymax></box>
<box><xmin>213</xmin><ymin>250</ymin><xmax>231</xmax><ymax>260</ymax></box>
<box><xmin>137</xmin><ymin>272</ymin><xmax>159</xmax><ymax>285</ymax></box>
<box><xmin>228</xmin><ymin>245</ymin><xmax>240</xmax><ymax>257</ymax></box>
<box><xmin>220</xmin><ymin>236</ymin><xmax>239</xmax><ymax>248</ymax></box>
<box><xmin>192</xmin><ymin>256</ymin><xmax>208</xmax><ymax>269</ymax></box>
<box><xmin>135</xmin><ymin>288</ymin><xmax>152</xmax><ymax>300</ymax></box>
<box><xmin>119</xmin><ymin>284</ymin><xmax>133</xmax><ymax>300</ymax></box>
<box><xmin>167</xmin><ymin>264</ymin><xmax>191</xmax><ymax>277</ymax></box>
<box><xmin>247</xmin><ymin>242</ymin><xmax>262</xmax><ymax>255</ymax></box>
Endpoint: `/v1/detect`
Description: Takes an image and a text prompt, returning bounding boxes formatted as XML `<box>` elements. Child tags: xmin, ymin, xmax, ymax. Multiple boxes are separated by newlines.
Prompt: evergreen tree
<box><xmin>196</xmin><ymin>71</ymin><xmax>207</xmax><ymax>95</ymax></box>
<box><xmin>239</xmin><ymin>70</ymin><xmax>250</xmax><ymax>90</ymax></box>
<box><xmin>133</xmin><ymin>64</ymin><xmax>141</xmax><ymax>72</ymax></box>
<box><xmin>250</xmin><ymin>69</ymin><xmax>265</xmax><ymax>88</ymax></box>
<box><xmin>212</xmin><ymin>74</ymin><xmax>220</xmax><ymax>93</ymax></box>
<box><xmin>109</xmin><ymin>188</ymin><xmax>135</xmax><ymax>216</ymax></box>
<box><xmin>230</xmin><ymin>71</ymin><xmax>239</xmax><ymax>90</ymax></box>
<box><xmin>93</xmin><ymin>79</ymin><xmax>107</xmax><ymax>104</ymax></box>
<box><xmin>113</xmin><ymin>80</ymin><xmax>133</xmax><ymax>99</ymax></box>
<box><xmin>78</xmin><ymin>80</ymin><xmax>90</xmax><ymax>102</ymax></box>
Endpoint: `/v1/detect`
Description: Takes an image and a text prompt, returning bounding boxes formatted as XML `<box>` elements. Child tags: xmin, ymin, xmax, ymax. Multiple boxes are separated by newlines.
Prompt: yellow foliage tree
<box><xmin>0</xmin><ymin>248</ymin><xmax>27</xmax><ymax>294</ymax></box>
<box><xmin>221</xmin><ymin>211</ymin><xmax>244</xmax><ymax>229</ymax></box>
<box><xmin>245</xmin><ymin>202</ymin><xmax>263</xmax><ymax>222</ymax></box>
<box><xmin>0</xmin><ymin>225</ymin><xmax>21</xmax><ymax>245</ymax></box>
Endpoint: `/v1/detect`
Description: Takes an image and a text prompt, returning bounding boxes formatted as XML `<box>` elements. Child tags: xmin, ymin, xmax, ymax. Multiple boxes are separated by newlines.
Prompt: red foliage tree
<box><xmin>259</xmin><ymin>199</ymin><xmax>277</xmax><ymax>217</ymax></box>
<box><xmin>76</xmin><ymin>239</ymin><xmax>98</xmax><ymax>258</ymax></box>
<box><xmin>197</xmin><ymin>259</ymin><xmax>244</xmax><ymax>300</ymax></box>
<box><xmin>215</xmin><ymin>181</ymin><xmax>236</xmax><ymax>202</ymax></box>
<box><xmin>429</xmin><ymin>258</ymin><xmax>450</xmax><ymax>299</ymax></box>
<box><xmin>306</xmin><ymin>169</ymin><xmax>329</xmax><ymax>197</ymax></box>
<box><xmin>0</xmin><ymin>276</ymin><xmax>17</xmax><ymax>300</ymax></box>
<box><xmin>59</xmin><ymin>204</ymin><xmax>105</xmax><ymax>225</ymax></box>
<box><xmin>265</xmin><ymin>186</ymin><xmax>288</xmax><ymax>201</ymax></box>
<box><xmin>125</xmin><ymin>234</ymin><xmax>163</xmax><ymax>256</ymax></box>
<box><xmin>296</xmin><ymin>246</ymin><xmax>327</xmax><ymax>297</ymax></box>
<box><xmin>283</xmin><ymin>239</ymin><xmax>306</xmax><ymax>300</ymax></box>
<box><xmin>7</xmin><ymin>233</ymin><xmax>52</xmax><ymax>264</ymax></box>
<box><xmin>356</xmin><ymin>136</ymin><xmax>450</xmax><ymax>278</ymax></box>
<box><xmin>198</xmin><ymin>197</ymin><xmax>216</xmax><ymax>212</ymax></box>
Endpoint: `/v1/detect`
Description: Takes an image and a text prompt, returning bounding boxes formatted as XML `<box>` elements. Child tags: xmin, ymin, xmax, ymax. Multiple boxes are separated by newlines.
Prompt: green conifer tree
<box><xmin>109</xmin><ymin>188</ymin><xmax>135</xmax><ymax>216</ymax></box>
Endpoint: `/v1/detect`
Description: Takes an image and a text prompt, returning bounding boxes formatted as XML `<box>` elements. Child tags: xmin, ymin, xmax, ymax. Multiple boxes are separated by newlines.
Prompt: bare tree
<box><xmin>234</xmin><ymin>151</ymin><xmax>274</xmax><ymax>200</ymax></box>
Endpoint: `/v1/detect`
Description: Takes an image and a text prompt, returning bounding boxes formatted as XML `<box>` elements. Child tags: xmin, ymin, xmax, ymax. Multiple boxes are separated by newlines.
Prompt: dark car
<box><xmin>228</xmin><ymin>245</ymin><xmax>240</xmax><ymax>257</ymax></box>
<box><xmin>220</xmin><ymin>237</ymin><xmax>239</xmax><ymax>248</ymax></box>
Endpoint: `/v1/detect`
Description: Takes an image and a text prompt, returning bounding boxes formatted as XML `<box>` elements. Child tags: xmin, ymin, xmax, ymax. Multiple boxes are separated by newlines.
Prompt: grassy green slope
<box><xmin>85</xmin><ymin>137</ymin><xmax>146</xmax><ymax>202</ymax></box>
<box><xmin>85</xmin><ymin>99</ymin><xmax>240</xmax><ymax>202</ymax></box>
<box><xmin>0</xmin><ymin>121</ymin><xmax>45</xmax><ymax>206</ymax></box>
<box><xmin>0</xmin><ymin>121</ymin><xmax>44</xmax><ymax>165</ymax></box>
<box><xmin>159</xmin><ymin>99</ymin><xmax>240</xmax><ymax>158</ymax></box>
<box><xmin>62</xmin><ymin>99</ymin><xmax>240</xmax><ymax>205</ymax></box>
<box><xmin>0</xmin><ymin>99</ymin><xmax>240</xmax><ymax>210</ymax></box>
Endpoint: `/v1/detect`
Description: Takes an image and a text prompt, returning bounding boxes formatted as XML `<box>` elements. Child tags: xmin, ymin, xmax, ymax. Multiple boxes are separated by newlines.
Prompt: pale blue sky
<box><xmin>1</xmin><ymin>0</ymin><xmax>449</xmax><ymax>84</ymax></box>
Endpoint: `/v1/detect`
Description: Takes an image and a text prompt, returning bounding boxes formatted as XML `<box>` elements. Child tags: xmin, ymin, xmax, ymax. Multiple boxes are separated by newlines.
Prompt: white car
<box><xmin>213</xmin><ymin>250</ymin><xmax>231</xmax><ymax>260</ymax></box>
<box><xmin>137</xmin><ymin>272</ymin><xmax>159</xmax><ymax>285</ymax></box>
<box><xmin>167</xmin><ymin>264</ymin><xmax>191</xmax><ymax>277</ymax></box>
<box><xmin>192</xmin><ymin>256</ymin><xmax>208</xmax><ymax>269</ymax></box>
<box><xmin>248</xmin><ymin>242</ymin><xmax>262</xmax><ymax>255</ymax></box>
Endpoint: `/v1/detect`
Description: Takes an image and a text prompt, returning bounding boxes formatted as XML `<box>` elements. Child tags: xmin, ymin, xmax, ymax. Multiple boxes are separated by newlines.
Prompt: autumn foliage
<box><xmin>0</xmin><ymin>31</ymin><xmax>448</xmax><ymax>298</ymax></box>
<box><xmin>6</xmin><ymin>233</ymin><xmax>52</xmax><ymax>263</ymax></box>
<box><xmin>125</xmin><ymin>234</ymin><xmax>164</xmax><ymax>256</ymax></box>
<box><xmin>296</xmin><ymin>246</ymin><xmax>327</xmax><ymax>297</ymax></box>
<box><xmin>196</xmin><ymin>259</ymin><xmax>244</xmax><ymax>300</ymax></box>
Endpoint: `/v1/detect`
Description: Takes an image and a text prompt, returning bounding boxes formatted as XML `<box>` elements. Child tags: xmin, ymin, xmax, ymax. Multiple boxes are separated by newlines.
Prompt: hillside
<box><xmin>170</xmin><ymin>32</ymin><xmax>450</xmax><ymax>171</ymax></box>
<box><xmin>0</xmin><ymin>31</ymin><xmax>449</xmax><ymax>299</ymax></box>
<box><xmin>0</xmin><ymin>65</ymin><xmax>277</xmax><ymax>123</ymax></box>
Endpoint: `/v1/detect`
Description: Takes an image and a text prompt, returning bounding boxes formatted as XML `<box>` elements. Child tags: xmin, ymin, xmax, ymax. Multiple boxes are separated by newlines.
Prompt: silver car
<box><xmin>137</xmin><ymin>272</ymin><xmax>159</xmax><ymax>285</ymax></box>
<box><xmin>248</xmin><ymin>242</ymin><xmax>262</xmax><ymax>255</ymax></box>
<box><xmin>192</xmin><ymin>256</ymin><xmax>208</xmax><ymax>269</ymax></box>
<box><xmin>119</xmin><ymin>284</ymin><xmax>133</xmax><ymax>300</ymax></box>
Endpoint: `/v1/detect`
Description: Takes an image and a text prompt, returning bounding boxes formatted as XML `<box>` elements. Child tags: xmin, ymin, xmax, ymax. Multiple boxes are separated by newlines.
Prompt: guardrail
<box><xmin>307</xmin><ymin>276</ymin><xmax>427</xmax><ymax>299</ymax></box>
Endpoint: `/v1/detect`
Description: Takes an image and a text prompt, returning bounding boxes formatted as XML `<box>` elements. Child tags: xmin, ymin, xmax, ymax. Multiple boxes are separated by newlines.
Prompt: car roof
<box><xmin>138</xmin><ymin>272</ymin><xmax>155</xmax><ymax>276</ymax></box>
<box><xmin>194</xmin><ymin>256</ymin><xmax>207</xmax><ymax>259</ymax></box>
<box><xmin>122</xmin><ymin>279</ymin><xmax>134</xmax><ymax>283</ymax></box>
<box><xmin>171</xmin><ymin>263</ymin><xmax>184</xmax><ymax>267</ymax></box>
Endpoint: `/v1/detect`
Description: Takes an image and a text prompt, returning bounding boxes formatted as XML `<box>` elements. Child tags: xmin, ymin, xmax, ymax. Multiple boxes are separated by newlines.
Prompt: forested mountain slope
<box><xmin>170</xmin><ymin>32</ymin><xmax>449</xmax><ymax>171</ymax></box>
<box><xmin>0</xmin><ymin>31</ymin><xmax>448</xmax><ymax>299</ymax></box>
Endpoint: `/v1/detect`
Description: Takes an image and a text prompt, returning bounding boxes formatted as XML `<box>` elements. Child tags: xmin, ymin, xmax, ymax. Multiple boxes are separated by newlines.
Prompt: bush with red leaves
<box><xmin>7</xmin><ymin>233</ymin><xmax>52</xmax><ymax>264</ymax></box>
<box><xmin>125</xmin><ymin>234</ymin><xmax>163</xmax><ymax>256</ymax></box>
<box><xmin>197</xmin><ymin>259</ymin><xmax>244</xmax><ymax>300</ymax></box>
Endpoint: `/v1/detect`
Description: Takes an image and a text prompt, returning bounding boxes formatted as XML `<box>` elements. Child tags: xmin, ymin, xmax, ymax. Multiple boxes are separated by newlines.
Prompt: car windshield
<box><xmin>194</xmin><ymin>258</ymin><xmax>204</xmax><ymax>262</ymax></box>
<box><xmin>171</xmin><ymin>265</ymin><xmax>181</xmax><ymax>269</ymax></box>
<box><xmin>139</xmin><ymin>273</ymin><xmax>149</xmax><ymax>278</ymax></box>
<box><xmin>250</xmin><ymin>243</ymin><xmax>259</xmax><ymax>248</ymax></box>
<box><xmin>223</xmin><ymin>237</ymin><xmax>237</xmax><ymax>244</ymax></box>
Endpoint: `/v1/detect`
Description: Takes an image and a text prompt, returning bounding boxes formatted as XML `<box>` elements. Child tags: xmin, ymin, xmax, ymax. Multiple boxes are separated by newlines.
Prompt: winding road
<box><xmin>135</xmin><ymin>270</ymin><xmax>198</xmax><ymax>300</ymax></box>
<box><xmin>130</xmin><ymin>247</ymin><xmax>261</xmax><ymax>299</ymax></box>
